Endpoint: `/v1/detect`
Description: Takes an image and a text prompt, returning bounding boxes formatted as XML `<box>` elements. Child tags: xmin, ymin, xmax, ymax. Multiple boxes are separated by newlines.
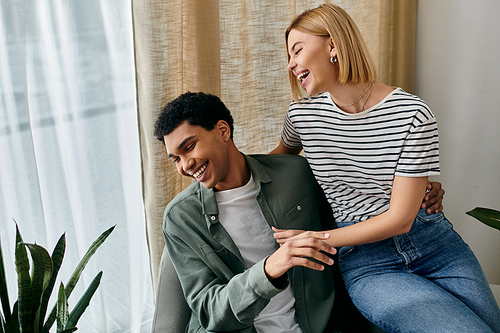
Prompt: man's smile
<box><xmin>192</xmin><ymin>162</ymin><xmax>208</xmax><ymax>179</ymax></box>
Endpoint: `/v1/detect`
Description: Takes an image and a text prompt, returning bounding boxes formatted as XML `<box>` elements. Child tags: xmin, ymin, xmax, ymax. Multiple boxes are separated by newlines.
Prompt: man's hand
<box><xmin>264</xmin><ymin>230</ymin><xmax>336</xmax><ymax>280</ymax></box>
<box><xmin>421</xmin><ymin>181</ymin><xmax>445</xmax><ymax>214</ymax></box>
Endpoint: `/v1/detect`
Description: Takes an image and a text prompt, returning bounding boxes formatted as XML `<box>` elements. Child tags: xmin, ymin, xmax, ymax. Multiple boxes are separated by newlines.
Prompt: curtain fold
<box><xmin>133</xmin><ymin>0</ymin><xmax>418</xmax><ymax>296</ymax></box>
<box><xmin>380</xmin><ymin>0</ymin><xmax>418</xmax><ymax>92</ymax></box>
<box><xmin>1</xmin><ymin>0</ymin><xmax>152</xmax><ymax>331</ymax></box>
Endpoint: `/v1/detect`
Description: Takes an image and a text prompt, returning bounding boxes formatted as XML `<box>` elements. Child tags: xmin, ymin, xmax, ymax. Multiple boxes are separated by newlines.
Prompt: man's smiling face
<box><xmin>165</xmin><ymin>121</ymin><xmax>231</xmax><ymax>191</ymax></box>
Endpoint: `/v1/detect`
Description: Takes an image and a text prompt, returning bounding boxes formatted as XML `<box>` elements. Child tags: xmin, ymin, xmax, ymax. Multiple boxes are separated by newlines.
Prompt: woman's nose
<box><xmin>287</xmin><ymin>58</ymin><xmax>296</xmax><ymax>72</ymax></box>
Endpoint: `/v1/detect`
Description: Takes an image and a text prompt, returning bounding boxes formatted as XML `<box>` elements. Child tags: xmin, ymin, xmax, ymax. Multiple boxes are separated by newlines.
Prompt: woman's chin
<box><xmin>305</xmin><ymin>87</ymin><xmax>318</xmax><ymax>96</ymax></box>
<box><xmin>302</xmin><ymin>82</ymin><xmax>319</xmax><ymax>95</ymax></box>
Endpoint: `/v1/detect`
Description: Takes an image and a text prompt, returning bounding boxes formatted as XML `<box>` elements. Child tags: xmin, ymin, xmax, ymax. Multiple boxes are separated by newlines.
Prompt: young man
<box><xmin>154</xmin><ymin>92</ymin><xmax>445</xmax><ymax>333</ymax></box>
<box><xmin>154</xmin><ymin>92</ymin><xmax>337</xmax><ymax>332</ymax></box>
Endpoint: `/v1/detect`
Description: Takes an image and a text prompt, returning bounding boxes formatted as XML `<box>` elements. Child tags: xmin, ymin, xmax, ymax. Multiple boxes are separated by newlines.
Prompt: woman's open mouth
<box><xmin>297</xmin><ymin>70</ymin><xmax>310</xmax><ymax>82</ymax></box>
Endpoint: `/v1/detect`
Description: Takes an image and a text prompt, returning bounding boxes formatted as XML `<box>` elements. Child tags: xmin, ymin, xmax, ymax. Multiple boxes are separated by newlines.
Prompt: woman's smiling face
<box><xmin>287</xmin><ymin>29</ymin><xmax>337</xmax><ymax>96</ymax></box>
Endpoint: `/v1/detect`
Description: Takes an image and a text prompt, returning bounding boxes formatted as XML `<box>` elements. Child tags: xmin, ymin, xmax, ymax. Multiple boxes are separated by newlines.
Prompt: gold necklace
<box><xmin>337</xmin><ymin>82</ymin><xmax>372</xmax><ymax>108</ymax></box>
<box><xmin>356</xmin><ymin>81</ymin><xmax>374</xmax><ymax>113</ymax></box>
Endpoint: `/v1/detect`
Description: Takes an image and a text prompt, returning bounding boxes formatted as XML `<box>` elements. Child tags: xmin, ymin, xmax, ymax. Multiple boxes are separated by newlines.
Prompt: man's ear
<box><xmin>215</xmin><ymin>120</ymin><xmax>231</xmax><ymax>141</ymax></box>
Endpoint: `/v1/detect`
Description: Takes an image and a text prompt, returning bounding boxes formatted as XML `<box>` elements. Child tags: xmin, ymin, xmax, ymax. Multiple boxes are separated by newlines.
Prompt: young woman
<box><xmin>271</xmin><ymin>4</ymin><xmax>500</xmax><ymax>333</ymax></box>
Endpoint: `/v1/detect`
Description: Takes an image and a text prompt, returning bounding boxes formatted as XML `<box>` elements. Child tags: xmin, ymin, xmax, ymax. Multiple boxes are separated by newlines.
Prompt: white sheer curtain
<box><xmin>0</xmin><ymin>0</ymin><xmax>153</xmax><ymax>332</ymax></box>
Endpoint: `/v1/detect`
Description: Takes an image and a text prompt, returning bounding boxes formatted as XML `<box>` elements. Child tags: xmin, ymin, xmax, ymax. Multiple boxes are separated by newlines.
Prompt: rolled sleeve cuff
<box><xmin>247</xmin><ymin>257</ymin><xmax>289</xmax><ymax>299</ymax></box>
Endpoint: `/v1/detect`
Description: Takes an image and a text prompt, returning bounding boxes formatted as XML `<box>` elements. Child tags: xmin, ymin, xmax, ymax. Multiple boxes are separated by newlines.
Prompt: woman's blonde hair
<box><xmin>286</xmin><ymin>4</ymin><xmax>377</xmax><ymax>101</ymax></box>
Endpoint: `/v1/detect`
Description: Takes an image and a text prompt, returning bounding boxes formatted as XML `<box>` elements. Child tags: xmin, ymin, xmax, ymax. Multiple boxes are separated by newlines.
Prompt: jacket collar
<box><xmin>199</xmin><ymin>154</ymin><xmax>271</xmax><ymax>220</ymax></box>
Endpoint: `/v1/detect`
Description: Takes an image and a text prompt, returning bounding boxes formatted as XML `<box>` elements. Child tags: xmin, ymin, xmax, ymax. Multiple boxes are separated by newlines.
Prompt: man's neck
<box><xmin>214</xmin><ymin>148</ymin><xmax>250</xmax><ymax>191</ymax></box>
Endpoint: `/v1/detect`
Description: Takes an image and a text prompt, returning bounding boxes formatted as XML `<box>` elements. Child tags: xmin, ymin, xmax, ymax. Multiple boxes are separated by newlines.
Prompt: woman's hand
<box><xmin>421</xmin><ymin>181</ymin><xmax>445</xmax><ymax>214</ymax></box>
<box><xmin>272</xmin><ymin>227</ymin><xmax>330</xmax><ymax>244</ymax></box>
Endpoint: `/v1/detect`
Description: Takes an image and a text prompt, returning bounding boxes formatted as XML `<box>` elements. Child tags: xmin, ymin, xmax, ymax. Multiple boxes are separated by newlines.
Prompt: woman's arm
<box><xmin>269</xmin><ymin>139</ymin><xmax>302</xmax><ymax>155</ymax></box>
<box><xmin>270</xmin><ymin>139</ymin><xmax>444</xmax><ymax>212</ymax></box>
<box><xmin>274</xmin><ymin>176</ymin><xmax>428</xmax><ymax>248</ymax></box>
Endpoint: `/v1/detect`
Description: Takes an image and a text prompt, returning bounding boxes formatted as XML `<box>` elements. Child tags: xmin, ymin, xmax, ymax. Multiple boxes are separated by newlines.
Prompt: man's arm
<box><xmin>165</xmin><ymin>231</ymin><xmax>271</xmax><ymax>331</ymax></box>
<box><xmin>165</xmin><ymin>228</ymin><xmax>334</xmax><ymax>332</ymax></box>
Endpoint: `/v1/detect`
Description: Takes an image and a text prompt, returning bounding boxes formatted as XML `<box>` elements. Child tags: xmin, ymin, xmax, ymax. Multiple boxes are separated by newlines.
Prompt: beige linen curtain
<box><xmin>132</xmin><ymin>0</ymin><xmax>418</xmax><ymax>295</ymax></box>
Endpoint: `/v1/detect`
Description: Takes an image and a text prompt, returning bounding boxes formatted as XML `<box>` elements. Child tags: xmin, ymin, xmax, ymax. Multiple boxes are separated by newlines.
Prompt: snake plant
<box><xmin>0</xmin><ymin>223</ymin><xmax>115</xmax><ymax>333</ymax></box>
<box><xmin>466</xmin><ymin>207</ymin><xmax>500</xmax><ymax>231</ymax></box>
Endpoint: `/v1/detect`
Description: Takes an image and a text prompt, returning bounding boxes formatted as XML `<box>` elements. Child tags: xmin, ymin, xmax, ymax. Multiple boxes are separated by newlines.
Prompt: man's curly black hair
<box><xmin>154</xmin><ymin>92</ymin><xmax>234</xmax><ymax>143</ymax></box>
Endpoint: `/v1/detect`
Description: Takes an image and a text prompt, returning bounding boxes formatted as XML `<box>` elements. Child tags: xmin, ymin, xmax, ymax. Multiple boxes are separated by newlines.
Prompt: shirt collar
<box><xmin>199</xmin><ymin>154</ymin><xmax>271</xmax><ymax>219</ymax></box>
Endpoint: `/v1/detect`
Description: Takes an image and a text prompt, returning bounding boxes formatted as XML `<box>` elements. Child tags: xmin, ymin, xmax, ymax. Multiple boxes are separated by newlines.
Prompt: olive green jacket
<box><xmin>163</xmin><ymin>154</ymin><xmax>335</xmax><ymax>333</ymax></box>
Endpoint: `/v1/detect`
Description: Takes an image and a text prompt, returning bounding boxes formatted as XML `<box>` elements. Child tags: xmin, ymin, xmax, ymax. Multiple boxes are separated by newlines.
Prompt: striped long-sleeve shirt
<box><xmin>281</xmin><ymin>88</ymin><xmax>440</xmax><ymax>222</ymax></box>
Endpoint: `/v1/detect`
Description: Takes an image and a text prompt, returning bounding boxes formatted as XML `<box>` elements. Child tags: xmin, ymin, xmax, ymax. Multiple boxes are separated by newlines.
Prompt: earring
<box><xmin>330</xmin><ymin>56</ymin><xmax>337</xmax><ymax>64</ymax></box>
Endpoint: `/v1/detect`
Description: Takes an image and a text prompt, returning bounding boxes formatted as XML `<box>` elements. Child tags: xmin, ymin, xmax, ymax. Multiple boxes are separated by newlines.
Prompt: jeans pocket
<box><xmin>335</xmin><ymin>221</ymin><xmax>357</xmax><ymax>262</ymax></box>
<box><xmin>338</xmin><ymin>245</ymin><xmax>355</xmax><ymax>262</ymax></box>
<box><xmin>415</xmin><ymin>209</ymin><xmax>445</xmax><ymax>224</ymax></box>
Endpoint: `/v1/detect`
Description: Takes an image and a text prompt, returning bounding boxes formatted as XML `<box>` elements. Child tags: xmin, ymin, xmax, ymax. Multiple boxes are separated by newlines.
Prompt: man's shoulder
<box><xmin>247</xmin><ymin>154</ymin><xmax>316</xmax><ymax>187</ymax></box>
<box><xmin>248</xmin><ymin>153</ymin><xmax>309</xmax><ymax>169</ymax></box>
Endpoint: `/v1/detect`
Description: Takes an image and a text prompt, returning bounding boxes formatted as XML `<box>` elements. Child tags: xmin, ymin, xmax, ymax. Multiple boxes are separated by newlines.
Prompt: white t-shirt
<box><xmin>215</xmin><ymin>175</ymin><xmax>302</xmax><ymax>333</ymax></box>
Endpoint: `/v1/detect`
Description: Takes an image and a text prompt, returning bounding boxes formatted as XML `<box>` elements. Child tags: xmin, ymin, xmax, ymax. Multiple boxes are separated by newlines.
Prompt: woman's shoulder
<box><xmin>389</xmin><ymin>87</ymin><xmax>428</xmax><ymax>105</ymax></box>
<box><xmin>385</xmin><ymin>88</ymin><xmax>436</xmax><ymax>121</ymax></box>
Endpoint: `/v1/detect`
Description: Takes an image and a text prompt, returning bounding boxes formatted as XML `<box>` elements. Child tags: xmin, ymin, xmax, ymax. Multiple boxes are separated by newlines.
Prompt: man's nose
<box><xmin>182</xmin><ymin>157</ymin><xmax>194</xmax><ymax>174</ymax></box>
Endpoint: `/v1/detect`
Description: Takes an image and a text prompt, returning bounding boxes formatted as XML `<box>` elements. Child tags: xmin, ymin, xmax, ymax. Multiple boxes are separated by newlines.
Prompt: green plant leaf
<box><xmin>56</xmin><ymin>283</ymin><xmax>69</xmax><ymax>333</ymax></box>
<box><xmin>39</xmin><ymin>234</ymin><xmax>65</xmax><ymax>333</ymax></box>
<box><xmin>57</xmin><ymin>327</ymin><xmax>77</xmax><ymax>333</ymax></box>
<box><xmin>466</xmin><ymin>207</ymin><xmax>500</xmax><ymax>230</ymax></box>
<box><xmin>5</xmin><ymin>301</ymin><xmax>19</xmax><ymax>333</ymax></box>
<box><xmin>0</xmin><ymin>239</ymin><xmax>11</xmax><ymax>324</ymax></box>
<box><xmin>65</xmin><ymin>272</ymin><xmax>102</xmax><ymax>329</ymax></box>
<box><xmin>43</xmin><ymin>226</ymin><xmax>114</xmax><ymax>332</ymax></box>
<box><xmin>1</xmin><ymin>309</ymin><xmax>5</xmax><ymax>333</ymax></box>
<box><xmin>15</xmin><ymin>227</ymin><xmax>32</xmax><ymax>333</ymax></box>
<box><xmin>65</xmin><ymin>226</ymin><xmax>114</xmax><ymax>297</ymax></box>
<box><xmin>24</xmin><ymin>244</ymin><xmax>53</xmax><ymax>333</ymax></box>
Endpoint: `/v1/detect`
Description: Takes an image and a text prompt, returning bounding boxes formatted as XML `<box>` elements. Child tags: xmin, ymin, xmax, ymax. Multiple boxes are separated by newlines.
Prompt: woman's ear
<box><xmin>329</xmin><ymin>38</ymin><xmax>337</xmax><ymax>57</ymax></box>
<box><xmin>215</xmin><ymin>120</ymin><xmax>231</xmax><ymax>141</ymax></box>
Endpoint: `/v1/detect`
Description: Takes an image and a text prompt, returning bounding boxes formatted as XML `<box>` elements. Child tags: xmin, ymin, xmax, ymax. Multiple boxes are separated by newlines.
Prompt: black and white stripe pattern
<box><xmin>282</xmin><ymin>88</ymin><xmax>440</xmax><ymax>222</ymax></box>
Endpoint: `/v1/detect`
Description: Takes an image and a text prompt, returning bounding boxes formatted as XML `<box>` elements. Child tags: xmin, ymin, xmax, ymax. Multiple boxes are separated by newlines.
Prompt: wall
<box><xmin>415</xmin><ymin>0</ymin><xmax>500</xmax><ymax>284</ymax></box>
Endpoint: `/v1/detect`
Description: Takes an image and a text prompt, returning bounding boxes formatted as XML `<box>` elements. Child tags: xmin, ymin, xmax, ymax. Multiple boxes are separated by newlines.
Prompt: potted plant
<box><xmin>0</xmin><ymin>223</ymin><xmax>114</xmax><ymax>333</ymax></box>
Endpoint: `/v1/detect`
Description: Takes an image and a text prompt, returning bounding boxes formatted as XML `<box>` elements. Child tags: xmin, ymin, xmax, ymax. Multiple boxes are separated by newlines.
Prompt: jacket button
<box><xmin>211</xmin><ymin>216</ymin><xmax>216</xmax><ymax>221</ymax></box>
<box><xmin>297</xmin><ymin>206</ymin><xmax>301</xmax><ymax>211</ymax></box>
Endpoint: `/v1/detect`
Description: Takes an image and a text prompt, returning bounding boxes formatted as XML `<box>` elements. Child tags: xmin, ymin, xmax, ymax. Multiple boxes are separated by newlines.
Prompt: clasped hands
<box><xmin>264</xmin><ymin>228</ymin><xmax>335</xmax><ymax>281</ymax></box>
<box><xmin>264</xmin><ymin>181</ymin><xmax>445</xmax><ymax>281</ymax></box>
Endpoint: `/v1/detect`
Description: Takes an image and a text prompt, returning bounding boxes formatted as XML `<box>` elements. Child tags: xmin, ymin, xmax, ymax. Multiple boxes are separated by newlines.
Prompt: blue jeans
<box><xmin>336</xmin><ymin>209</ymin><xmax>500</xmax><ymax>333</ymax></box>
